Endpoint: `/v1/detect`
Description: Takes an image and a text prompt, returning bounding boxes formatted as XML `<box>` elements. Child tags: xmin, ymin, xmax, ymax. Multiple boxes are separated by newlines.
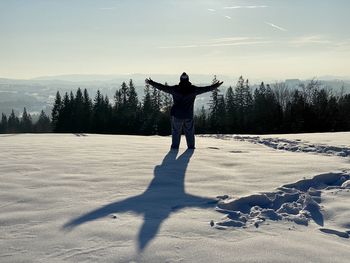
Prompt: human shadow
<box><xmin>63</xmin><ymin>149</ymin><xmax>217</xmax><ymax>252</ymax></box>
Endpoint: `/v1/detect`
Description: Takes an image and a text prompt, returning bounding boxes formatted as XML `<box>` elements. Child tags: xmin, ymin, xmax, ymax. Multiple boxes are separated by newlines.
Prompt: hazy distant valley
<box><xmin>0</xmin><ymin>74</ymin><xmax>349</xmax><ymax>117</ymax></box>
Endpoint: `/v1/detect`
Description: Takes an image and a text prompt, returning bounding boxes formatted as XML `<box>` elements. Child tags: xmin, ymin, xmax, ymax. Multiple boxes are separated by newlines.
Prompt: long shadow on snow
<box><xmin>63</xmin><ymin>149</ymin><xmax>216</xmax><ymax>251</ymax></box>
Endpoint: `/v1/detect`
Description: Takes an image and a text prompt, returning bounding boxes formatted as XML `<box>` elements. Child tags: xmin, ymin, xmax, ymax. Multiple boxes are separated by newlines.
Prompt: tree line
<box><xmin>50</xmin><ymin>79</ymin><xmax>173</xmax><ymax>135</ymax></box>
<box><xmin>1</xmin><ymin>76</ymin><xmax>350</xmax><ymax>134</ymax></box>
<box><xmin>199</xmin><ymin>76</ymin><xmax>350</xmax><ymax>134</ymax></box>
<box><xmin>0</xmin><ymin>108</ymin><xmax>51</xmax><ymax>133</ymax></box>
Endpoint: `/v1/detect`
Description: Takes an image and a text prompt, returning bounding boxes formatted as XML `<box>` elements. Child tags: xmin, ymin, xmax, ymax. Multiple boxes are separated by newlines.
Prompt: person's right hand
<box><xmin>145</xmin><ymin>78</ymin><xmax>153</xmax><ymax>85</ymax></box>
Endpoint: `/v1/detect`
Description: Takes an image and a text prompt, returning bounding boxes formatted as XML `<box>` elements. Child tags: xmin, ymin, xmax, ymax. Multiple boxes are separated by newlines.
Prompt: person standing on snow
<box><xmin>145</xmin><ymin>72</ymin><xmax>223</xmax><ymax>149</ymax></box>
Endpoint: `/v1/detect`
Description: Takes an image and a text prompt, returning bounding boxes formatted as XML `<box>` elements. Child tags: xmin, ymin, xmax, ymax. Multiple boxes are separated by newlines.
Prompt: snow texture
<box><xmin>1</xmin><ymin>133</ymin><xmax>350</xmax><ymax>262</ymax></box>
<box><xmin>215</xmin><ymin>171</ymin><xmax>350</xmax><ymax>235</ymax></box>
<box><xmin>201</xmin><ymin>134</ymin><xmax>350</xmax><ymax>157</ymax></box>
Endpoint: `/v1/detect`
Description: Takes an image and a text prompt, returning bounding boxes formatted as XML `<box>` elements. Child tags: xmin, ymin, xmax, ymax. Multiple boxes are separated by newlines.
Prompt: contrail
<box><xmin>265</xmin><ymin>22</ymin><xmax>287</xmax><ymax>32</ymax></box>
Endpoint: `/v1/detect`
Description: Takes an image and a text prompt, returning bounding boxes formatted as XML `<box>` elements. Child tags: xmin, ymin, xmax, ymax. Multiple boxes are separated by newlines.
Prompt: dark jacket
<box><xmin>148</xmin><ymin>80</ymin><xmax>219</xmax><ymax>119</ymax></box>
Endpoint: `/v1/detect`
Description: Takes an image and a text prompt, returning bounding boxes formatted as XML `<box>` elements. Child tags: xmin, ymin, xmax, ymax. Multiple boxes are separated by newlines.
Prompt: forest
<box><xmin>1</xmin><ymin>76</ymin><xmax>350</xmax><ymax>135</ymax></box>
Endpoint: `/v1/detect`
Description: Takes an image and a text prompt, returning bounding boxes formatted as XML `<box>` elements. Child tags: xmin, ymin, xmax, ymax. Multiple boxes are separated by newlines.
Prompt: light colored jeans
<box><xmin>171</xmin><ymin>117</ymin><xmax>195</xmax><ymax>149</ymax></box>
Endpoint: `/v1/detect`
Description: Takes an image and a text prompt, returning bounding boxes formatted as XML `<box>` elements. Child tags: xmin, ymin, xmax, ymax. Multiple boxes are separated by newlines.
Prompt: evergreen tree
<box><xmin>92</xmin><ymin>90</ymin><xmax>104</xmax><ymax>133</ymax></box>
<box><xmin>120</xmin><ymin>81</ymin><xmax>129</xmax><ymax>105</ymax></box>
<box><xmin>234</xmin><ymin>76</ymin><xmax>253</xmax><ymax>132</ymax></box>
<box><xmin>82</xmin><ymin>89</ymin><xmax>92</xmax><ymax>132</ymax></box>
<box><xmin>253</xmin><ymin>82</ymin><xmax>282</xmax><ymax>133</ymax></box>
<box><xmin>128</xmin><ymin>79</ymin><xmax>138</xmax><ymax>109</ymax></box>
<box><xmin>338</xmin><ymin>94</ymin><xmax>350</xmax><ymax>130</ymax></box>
<box><xmin>217</xmin><ymin>94</ymin><xmax>226</xmax><ymax>133</ymax></box>
<box><xmin>208</xmin><ymin>75</ymin><xmax>221</xmax><ymax>133</ymax></box>
<box><xmin>0</xmin><ymin>113</ymin><xmax>8</xmax><ymax>133</ymax></box>
<box><xmin>289</xmin><ymin>90</ymin><xmax>307</xmax><ymax>132</ymax></box>
<box><xmin>140</xmin><ymin>84</ymin><xmax>154</xmax><ymax>134</ymax></box>
<box><xmin>51</xmin><ymin>91</ymin><xmax>62</xmax><ymax>131</ymax></box>
<box><xmin>35</xmin><ymin>110</ymin><xmax>51</xmax><ymax>132</ymax></box>
<box><xmin>58</xmin><ymin>92</ymin><xmax>71</xmax><ymax>132</ymax></box>
<box><xmin>103</xmin><ymin>95</ymin><xmax>113</xmax><ymax>133</ymax></box>
<box><xmin>151</xmin><ymin>87</ymin><xmax>162</xmax><ymax>134</ymax></box>
<box><xmin>326</xmin><ymin>96</ymin><xmax>340</xmax><ymax>131</ymax></box>
<box><xmin>7</xmin><ymin>110</ymin><xmax>20</xmax><ymax>133</ymax></box>
<box><xmin>72</xmin><ymin>88</ymin><xmax>84</xmax><ymax>132</ymax></box>
<box><xmin>158</xmin><ymin>86</ymin><xmax>173</xmax><ymax>135</ymax></box>
<box><xmin>195</xmin><ymin>106</ymin><xmax>207</xmax><ymax>134</ymax></box>
<box><xmin>225</xmin><ymin>86</ymin><xmax>236</xmax><ymax>133</ymax></box>
<box><xmin>20</xmin><ymin>107</ymin><xmax>33</xmax><ymax>133</ymax></box>
<box><xmin>126</xmin><ymin>79</ymin><xmax>140</xmax><ymax>134</ymax></box>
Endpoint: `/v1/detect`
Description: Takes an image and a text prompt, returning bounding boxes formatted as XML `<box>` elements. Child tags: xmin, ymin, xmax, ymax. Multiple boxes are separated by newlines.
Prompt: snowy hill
<box><xmin>1</xmin><ymin>133</ymin><xmax>350</xmax><ymax>262</ymax></box>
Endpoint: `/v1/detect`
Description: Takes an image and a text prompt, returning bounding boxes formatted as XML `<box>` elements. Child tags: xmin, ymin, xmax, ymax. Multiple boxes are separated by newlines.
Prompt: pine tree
<box><xmin>338</xmin><ymin>94</ymin><xmax>350</xmax><ymax>130</ymax></box>
<box><xmin>225</xmin><ymin>86</ymin><xmax>236</xmax><ymax>133</ymax></box>
<box><xmin>217</xmin><ymin>94</ymin><xmax>226</xmax><ymax>133</ymax></box>
<box><xmin>195</xmin><ymin>106</ymin><xmax>207</xmax><ymax>134</ymax></box>
<box><xmin>20</xmin><ymin>107</ymin><xmax>33</xmax><ymax>133</ymax></box>
<box><xmin>126</xmin><ymin>79</ymin><xmax>140</xmax><ymax>134</ymax></box>
<box><xmin>82</xmin><ymin>89</ymin><xmax>92</xmax><ymax>132</ymax></box>
<box><xmin>150</xmin><ymin>87</ymin><xmax>162</xmax><ymax>134</ymax></box>
<box><xmin>8</xmin><ymin>110</ymin><xmax>20</xmax><ymax>133</ymax></box>
<box><xmin>140</xmin><ymin>84</ymin><xmax>154</xmax><ymax>135</ymax></box>
<box><xmin>208</xmin><ymin>75</ymin><xmax>220</xmax><ymax>133</ymax></box>
<box><xmin>0</xmin><ymin>113</ymin><xmax>8</xmax><ymax>133</ymax></box>
<box><xmin>51</xmin><ymin>91</ymin><xmax>62</xmax><ymax>131</ymax></box>
<box><xmin>92</xmin><ymin>90</ymin><xmax>104</xmax><ymax>133</ymax></box>
<box><xmin>73</xmin><ymin>88</ymin><xmax>84</xmax><ymax>132</ymax></box>
<box><xmin>120</xmin><ymin>81</ymin><xmax>129</xmax><ymax>105</ymax></box>
<box><xmin>289</xmin><ymin>90</ymin><xmax>307</xmax><ymax>132</ymax></box>
<box><xmin>157</xmin><ymin>86</ymin><xmax>173</xmax><ymax>135</ymax></box>
<box><xmin>103</xmin><ymin>95</ymin><xmax>112</xmax><ymax>133</ymax></box>
<box><xmin>35</xmin><ymin>110</ymin><xmax>51</xmax><ymax>132</ymax></box>
<box><xmin>326</xmin><ymin>95</ymin><xmax>339</xmax><ymax>131</ymax></box>
<box><xmin>59</xmin><ymin>92</ymin><xmax>71</xmax><ymax>132</ymax></box>
<box><xmin>234</xmin><ymin>76</ymin><xmax>253</xmax><ymax>132</ymax></box>
<box><xmin>128</xmin><ymin>79</ymin><xmax>138</xmax><ymax>109</ymax></box>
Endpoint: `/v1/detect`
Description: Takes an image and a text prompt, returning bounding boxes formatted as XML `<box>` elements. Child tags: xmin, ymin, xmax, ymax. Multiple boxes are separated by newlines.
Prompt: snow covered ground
<box><xmin>1</xmin><ymin>133</ymin><xmax>350</xmax><ymax>262</ymax></box>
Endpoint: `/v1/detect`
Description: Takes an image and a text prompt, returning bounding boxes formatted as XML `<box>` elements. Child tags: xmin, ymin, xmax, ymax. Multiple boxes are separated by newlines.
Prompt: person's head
<box><xmin>180</xmin><ymin>72</ymin><xmax>189</xmax><ymax>83</ymax></box>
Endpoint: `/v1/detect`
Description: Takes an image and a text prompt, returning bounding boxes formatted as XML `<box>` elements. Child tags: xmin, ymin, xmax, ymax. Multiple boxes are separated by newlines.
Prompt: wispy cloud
<box><xmin>158</xmin><ymin>37</ymin><xmax>272</xmax><ymax>49</ymax></box>
<box><xmin>265</xmin><ymin>22</ymin><xmax>287</xmax><ymax>32</ymax></box>
<box><xmin>158</xmin><ymin>35</ymin><xmax>347</xmax><ymax>50</ymax></box>
<box><xmin>207</xmin><ymin>8</ymin><xmax>216</xmax><ymax>12</ymax></box>
<box><xmin>211</xmin><ymin>37</ymin><xmax>262</xmax><ymax>43</ymax></box>
<box><xmin>205</xmin><ymin>40</ymin><xmax>273</xmax><ymax>48</ymax></box>
<box><xmin>290</xmin><ymin>35</ymin><xmax>331</xmax><ymax>45</ymax></box>
<box><xmin>224</xmin><ymin>5</ymin><xmax>268</xmax><ymax>9</ymax></box>
<box><xmin>159</xmin><ymin>44</ymin><xmax>200</xmax><ymax>49</ymax></box>
<box><xmin>158</xmin><ymin>41</ymin><xmax>271</xmax><ymax>49</ymax></box>
<box><xmin>224</xmin><ymin>15</ymin><xmax>232</xmax><ymax>19</ymax></box>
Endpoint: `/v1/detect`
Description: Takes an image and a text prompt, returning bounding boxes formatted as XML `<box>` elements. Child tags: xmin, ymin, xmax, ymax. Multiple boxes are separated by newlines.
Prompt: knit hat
<box><xmin>180</xmin><ymin>72</ymin><xmax>189</xmax><ymax>81</ymax></box>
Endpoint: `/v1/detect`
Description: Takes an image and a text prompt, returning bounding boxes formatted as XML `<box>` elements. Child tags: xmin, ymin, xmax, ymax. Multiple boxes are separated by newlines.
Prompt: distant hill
<box><xmin>0</xmin><ymin>74</ymin><xmax>349</xmax><ymax>116</ymax></box>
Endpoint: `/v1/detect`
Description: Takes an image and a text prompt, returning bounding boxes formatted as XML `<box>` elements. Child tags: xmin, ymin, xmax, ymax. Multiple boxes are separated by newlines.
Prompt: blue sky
<box><xmin>0</xmin><ymin>0</ymin><xmax>349</xmax><ymax>79</ymax></box>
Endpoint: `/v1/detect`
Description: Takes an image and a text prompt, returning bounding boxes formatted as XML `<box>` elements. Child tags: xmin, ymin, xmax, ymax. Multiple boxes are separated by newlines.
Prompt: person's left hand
<box><xmin>213</xmin><ymin>81</ymin><xmax>224</xmax><ymax>88</ymax></box>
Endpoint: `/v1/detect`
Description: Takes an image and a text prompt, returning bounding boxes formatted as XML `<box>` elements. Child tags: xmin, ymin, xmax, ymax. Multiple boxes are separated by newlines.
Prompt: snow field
<box><xmin>1</xmin><ymin>133</ymin><xmax>350</xmax><ymax>262</ymax></box>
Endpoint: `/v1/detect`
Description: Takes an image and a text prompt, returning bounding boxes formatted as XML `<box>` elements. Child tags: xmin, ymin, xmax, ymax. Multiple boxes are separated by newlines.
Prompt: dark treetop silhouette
<box><xmin>145</xmin><ymin>73</ymin><xmax>223</xmax><ymax>149</ymax></box>
<box><xmin>63</xmin><ymin>149</ymin><xmax>217</xmax><ymax>251</ymax></box>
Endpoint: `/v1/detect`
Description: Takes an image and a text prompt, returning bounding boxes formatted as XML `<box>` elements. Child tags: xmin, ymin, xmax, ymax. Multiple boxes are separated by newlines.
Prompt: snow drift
<box><xmin>216</xmin><ymin>171</ymin><xmax>350</xmax><ymax>238</ymax></box>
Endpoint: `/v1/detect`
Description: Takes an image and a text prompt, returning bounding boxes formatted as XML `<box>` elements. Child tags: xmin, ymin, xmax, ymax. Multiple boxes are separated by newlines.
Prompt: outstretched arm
<box><xmin>195</xmin><ymin>80</ymin><xmax>223</xmax><ymax>95</ymax></box>
<box><xmin>145</xmin><ymin>78</ymin><xmax>174</xmax><ymax>94</ymax></box>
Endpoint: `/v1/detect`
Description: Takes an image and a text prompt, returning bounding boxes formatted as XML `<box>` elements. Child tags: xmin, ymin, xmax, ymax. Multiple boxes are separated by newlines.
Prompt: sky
<box><xmin>0</xmin><ymin>0</ymin><xmax>349</xmax><ymax>80</ymax></box>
